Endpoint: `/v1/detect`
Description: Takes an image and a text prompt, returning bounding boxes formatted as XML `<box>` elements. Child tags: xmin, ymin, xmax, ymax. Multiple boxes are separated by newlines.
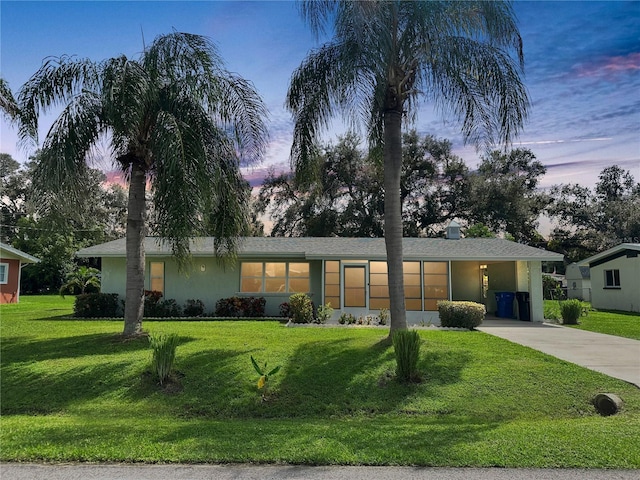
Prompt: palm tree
<box><xmin>287</xmin><ymin>1</ymin><xmax>529</xmax><ymax>334</ymax></box>
<box><xmin>59</xmin><ymin>266</ymin><xmax>101</xmax><ymax>297</ymax></box>
<box><xmin>18</xmin><ymin>32</ymin><xmax>268</xmax><ymax>336</ymax></box>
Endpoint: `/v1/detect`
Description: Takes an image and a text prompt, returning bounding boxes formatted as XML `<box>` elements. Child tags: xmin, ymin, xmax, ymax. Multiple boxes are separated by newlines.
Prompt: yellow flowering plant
<box><xmin>250</xmin><ymin>356</ymin><xmax>281</xmax><ymax>393</ymax></box>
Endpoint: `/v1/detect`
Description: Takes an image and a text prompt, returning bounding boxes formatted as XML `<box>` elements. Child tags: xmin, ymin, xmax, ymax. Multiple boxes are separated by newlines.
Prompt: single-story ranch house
<box><xmin>0</xmin><ymin>242</ymin><xmax>40</xmax><ymax>304</ymax></box>
<box><xmin>580</xmin><ymin>243</ymin><xmax>640</xmax><ymax>313</ymax></box>
<box><xmin>77</xmin><ymin>231</ymin><xmax>563</xmax><ymax>324</ymax></box>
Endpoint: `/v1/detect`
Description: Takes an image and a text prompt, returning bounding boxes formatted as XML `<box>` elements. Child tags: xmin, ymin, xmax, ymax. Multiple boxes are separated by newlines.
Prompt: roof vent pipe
<box><xmin>445</xmin><ymin>220</ymin><xmax>461</xmax><ymax>240</ymax></box>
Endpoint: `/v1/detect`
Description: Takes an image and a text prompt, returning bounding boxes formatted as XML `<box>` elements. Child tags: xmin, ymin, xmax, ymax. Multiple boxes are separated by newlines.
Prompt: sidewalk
<box><xmin>477</xmin><ymin>320</ymin><xmax>640</xmax><ymax>387</ymax></box>
<box><xmin>2</xmin><ymin>463</ymin><xmax>640</xmax><ymax>480</ymax></box>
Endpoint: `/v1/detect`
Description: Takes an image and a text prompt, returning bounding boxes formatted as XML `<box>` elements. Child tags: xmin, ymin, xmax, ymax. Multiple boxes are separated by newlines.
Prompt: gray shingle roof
<box><xmin>77</xmin><ymin>237</ymin><xmax>563</xmax><ymax>262</ymax></box>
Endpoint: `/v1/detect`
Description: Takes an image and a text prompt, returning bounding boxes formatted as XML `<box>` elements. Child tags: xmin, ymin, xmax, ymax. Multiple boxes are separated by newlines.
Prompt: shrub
<box><xmin>392</xmin><ymin>329</ymin><xmax>421</xmax><ymax>383</ymax></box>
<box><xmin>288</xmin><ymin>293</ymin><xmax>314</xmax><ymax>324</ymax></box>
<box><xmin>437</xmin><ymin>300</ymin><xmax>485</xmax><ymax>329</ymax></box>
<box><xmin>316</xmin><ymin>302</ymin><xmax>334</xmax><ymax>324</ymax></box>
<box><xmin>144</xmin><ymin>291</ymin><xmax>182</xmax><ymax>318</ymax></box>
<box><xmin>149</xmin><ymin>333</ymin><xmax>179</xmax><ymax>385</ymax></box>
<box><xmin>560</xmin><ymin>299</ymin><xmax>583</xmax><ymax>325</ymax></box>
<box><xmin>183</xmin><ymin>299</ymin><xmax>205</xmax><ymax>317</ymax></box>
<box><xmin>279</xmin><ymin>302</ymin><xmax>291</xmax><ymax>318</ymax></box>
<box><xmin>377</xmin><ymin>308</ymin><xmax>389</xmax><ymax>326</ymax></box>
<box><xmin>74</xmin><ymin>293</ymin><xmax>120</xmax><ymax>318</ymax></box>
<box><xmin>338</xmin><ymin>312</ymin><xmax>356</xmax><ymax>325</ymax></box>
<box><xmin>215</xmin><ymin>296</ymin><xmax>265</xmax><ymax>318</ymax></box>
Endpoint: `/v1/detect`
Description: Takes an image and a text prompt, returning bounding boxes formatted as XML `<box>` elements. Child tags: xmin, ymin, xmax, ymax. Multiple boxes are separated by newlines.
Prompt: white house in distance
<box><xmin>580</xmin><ymin>243</ymin><xmax>640</xmax><ymax>313</ymax></box>
<box><xmin>0</xmin><ymin>242</ymin><xmax>40</xmax><ymax>304</ymax></box>
<box><xmin>565</xmin><ymin>263</ymin><xmax>591</xmax><ymax>302</ymax></box>
<box><xmin>77</xmin><ymin>229</ymin><xmax>562</xmax><ymax>323</ymax></box>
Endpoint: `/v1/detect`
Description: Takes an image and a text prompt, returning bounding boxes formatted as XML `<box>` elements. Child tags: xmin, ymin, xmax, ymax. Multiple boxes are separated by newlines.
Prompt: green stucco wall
<box><xmin>100</xmin><ymin>256</ymin><xmax>323</xmax><ymax>316</ymax></box>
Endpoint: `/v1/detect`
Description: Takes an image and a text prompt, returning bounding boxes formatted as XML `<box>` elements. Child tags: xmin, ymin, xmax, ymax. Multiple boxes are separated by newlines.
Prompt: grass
<box><xmin>1</xmin><ymin>296</ymin><xmax>640</xmax><ymax>467</ymax></box>
<box><xmin>544</xmin><ymin>300</ymin><xmax>640</xmax><ymax>340</ymax></box>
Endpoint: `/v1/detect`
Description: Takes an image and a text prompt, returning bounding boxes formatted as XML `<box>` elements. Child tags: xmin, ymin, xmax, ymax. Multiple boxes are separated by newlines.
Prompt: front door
<box><xmin>343</xmin><ymin>265</ymin><xmax>367</xmax><ymax>308</ymax></box>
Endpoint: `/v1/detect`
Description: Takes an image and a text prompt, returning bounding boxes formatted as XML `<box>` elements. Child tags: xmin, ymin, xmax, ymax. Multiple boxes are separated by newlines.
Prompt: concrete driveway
<box><xmin>477</xmin><ymin>320</ymin><xmax>640</xmax><ymax>387</ymax></box>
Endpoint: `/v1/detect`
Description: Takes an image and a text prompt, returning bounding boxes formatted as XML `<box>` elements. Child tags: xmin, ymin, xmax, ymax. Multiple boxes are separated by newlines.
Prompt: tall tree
<box><xmin>18</xmin><ymin>32</ymin><xmax>268</xmax><ymax>335</ymax></box>
<box><xmin>466</xmin><ymin>148</ymin><xmax>548</xmax><ymax>243</ymax></box>
<box><xmin>547</xmin><ymin>165</ymin><xmax>640</xmax><ymax>262</ymax></box>
<box><xmin>287</xmin><ymin>1</ymin><xmax>529</xmax><ymax>333</ymax></box>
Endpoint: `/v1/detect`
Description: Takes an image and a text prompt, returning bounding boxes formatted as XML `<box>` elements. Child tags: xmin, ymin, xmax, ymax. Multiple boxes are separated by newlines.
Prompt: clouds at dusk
<box><xmin>0</xmin><ymin>0</ymin><xmax>638</xmax><ymax>192</ymax></box>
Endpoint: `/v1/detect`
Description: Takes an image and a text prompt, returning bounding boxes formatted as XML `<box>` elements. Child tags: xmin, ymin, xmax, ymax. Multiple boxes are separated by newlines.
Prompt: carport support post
<box><xmin>528</xmin><ymin>261</ymin><xmax>544</xmax><ymax>322</ymax></box>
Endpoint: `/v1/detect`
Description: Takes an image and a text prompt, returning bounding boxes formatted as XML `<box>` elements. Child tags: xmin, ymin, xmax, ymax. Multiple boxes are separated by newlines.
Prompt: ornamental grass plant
<box><xmin>560</xmin><ymin>299</ymin><xmax>583</xmax><ymax>325</ymax></box>
<box><xmin>392</xmin><ymin>329</ymin><xmax>421</xmax><ymax>383</ymax></box>
<box><xmin>149</xmin><ymin>333</ymin><xmax>180</xmax><ymax>385</ymax></box>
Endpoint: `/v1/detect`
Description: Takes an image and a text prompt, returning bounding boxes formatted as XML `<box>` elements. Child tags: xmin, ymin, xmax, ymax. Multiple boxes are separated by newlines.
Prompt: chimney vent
<box><xmin>445</xmin><ymin>220</ymin><xmax>461</xmax><ymax>240</ymax></box>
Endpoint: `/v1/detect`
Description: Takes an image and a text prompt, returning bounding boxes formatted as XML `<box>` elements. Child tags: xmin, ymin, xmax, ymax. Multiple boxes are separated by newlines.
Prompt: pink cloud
<box><xmin>573</xmin><ymin>52</ymin><xmax>640</xmax><ymax>79</ymax></box>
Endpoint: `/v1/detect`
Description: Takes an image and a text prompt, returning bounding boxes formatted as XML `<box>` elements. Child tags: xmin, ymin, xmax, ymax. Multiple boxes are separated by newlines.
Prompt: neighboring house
<box><xmin>77</xmin><ymin>229</ymin><xmax>563</xmax><ymax>323</ymax></box>
<box><xmin>565</xmin><ymin>263</ymin><xmax>591</xmax><ymax>302</ymax></box>
<box><xmin>580</xmin><ymin>243</ymin><xmax>640</xmax><ymax>313</ymax></box>
<box><xmin>0</xmin><ymin>242</ymin><xmax>40</xmax><ymax>304</ymax></box>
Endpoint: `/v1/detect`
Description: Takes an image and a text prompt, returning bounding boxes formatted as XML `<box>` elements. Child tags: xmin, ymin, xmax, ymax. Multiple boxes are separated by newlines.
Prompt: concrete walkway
<box><xmin>3</xmin><ymin>464</ymin><xmax>640</xmax><ymax>480</ymax></box>
<box><xmin>477</xmin><ymin>320</ymin><xmax>640</xmax><ymax>387</ymax></box>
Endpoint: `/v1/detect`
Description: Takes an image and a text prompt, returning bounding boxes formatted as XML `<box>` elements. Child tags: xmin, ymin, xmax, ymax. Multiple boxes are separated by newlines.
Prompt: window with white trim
<box><xmin>604</xmin><ymin>269</ymin><xmax>620</xmax><ymax>288</ymax></box>
<box><xmin>0</xmin><ymin>263</ymin><xmax>8</xmax><ymax>284</ymax></box>
<box><xmin>240</xmin><ymin>262</ymin><xmax>309</xmax><ymax>294</ymax></box>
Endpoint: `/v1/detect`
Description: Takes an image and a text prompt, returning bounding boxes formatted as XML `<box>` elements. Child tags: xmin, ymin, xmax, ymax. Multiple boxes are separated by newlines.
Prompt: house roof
<box><xmin>77</xmin><ymin>237</ymin><xmax>563</xmax><ymax>262</ymax></box>
<box><xmin>579</xmin><ymin>243</ymin><xmax>640</xmax><ymax>267</ymax></box>
<box><xmin>0</xmin><ymin>242</ymin><xmax>40</xmax><ymax>264</ymax></box>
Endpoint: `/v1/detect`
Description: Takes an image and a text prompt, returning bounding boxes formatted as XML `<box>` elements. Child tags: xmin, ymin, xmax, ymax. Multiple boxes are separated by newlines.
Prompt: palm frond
<box><xmin>17</xmin><ymin>56</ymin><xmax>99</xmax><ymax>145</ymax></box>
<box><xmin>0</xmin><ymin>78</ymin><xmax>20</xmax><ymax>122</ymax></box>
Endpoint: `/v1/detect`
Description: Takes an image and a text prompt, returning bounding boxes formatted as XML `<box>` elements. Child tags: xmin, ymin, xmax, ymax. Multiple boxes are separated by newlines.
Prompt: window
<box><xmin>423</xmin><ymin>262</ymin><xmax>449</xmax><ymax>310</ymax></box>
<box><xmin>368</xmin><ymin>261</ymin><xmax>422</xmax><ymax>311</ymax></box>
<box><xmin>0</xmin><ymin>263</ymin><xmax>8</xmax><ymax>284</ymax></box>
<box><xmin>604</xmin><ymin>269</ymin><xmax>621</xmax><ymax>288</ymax></box>
<box><xmin>240</xmin><ymin>262</ymin><xmax>309</xmax><ymax>294</ymax></box>
<box><xmin>324</xmin><ymin>261</ymin><xmax>340</xmax><ymax>308</ymax></box>
<box><xmin>149</xmin><ymin>262</ymin><xmax>164</xmax><ymax>294</ymax></box>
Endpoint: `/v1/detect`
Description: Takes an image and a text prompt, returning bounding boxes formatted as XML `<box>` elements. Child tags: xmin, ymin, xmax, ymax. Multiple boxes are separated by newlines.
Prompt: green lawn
<box><xmin>544</xmin><ymin>300</ymin><xmax>640</xmax><ymax>340</ymax></box>
<box><xmin>2</xmin><ymin>296</ymin><xmax>640</xmax><ymax>467</ymax></box>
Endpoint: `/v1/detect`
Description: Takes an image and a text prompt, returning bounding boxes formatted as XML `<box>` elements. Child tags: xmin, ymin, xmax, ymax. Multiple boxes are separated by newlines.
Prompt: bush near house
<box><xmin>215</xmin><ymin>296</ymin><xmax>266</xmax><ymax>318</ymax></box>
<box><xmin>437</xmin><ymin>301</ymin><xmax>485</xmax><ymax>329</ymax></box>
<box><xmin>74</xmin><ymin>293</ymin><xmax>120</xmax><ymax>318</ymax></box>
<box><xmin>288</xmin><ymin>293</ymin><xmax>314</xmax><ymax>324</ymax></box>
<box><xmin>144</xmin><ymin>290</ymin><xmax>182</xmax><ymax>318</ymax></box>
<box><xmin>183</xmin><ymin>299</ymin><xmax>205</xmax><ymax>317</ymax></box>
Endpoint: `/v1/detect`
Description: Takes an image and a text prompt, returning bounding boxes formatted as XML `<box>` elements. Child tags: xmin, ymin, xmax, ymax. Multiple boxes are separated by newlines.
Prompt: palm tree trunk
<box><xmin>123</xmin><ymin>162</ymin><xmax>146</xmax><ymax>336</ymax></box>
<box><xmin>383</xmin><ymin>109</ymin><xmax>407</xmax><ymax>334</ymax></box>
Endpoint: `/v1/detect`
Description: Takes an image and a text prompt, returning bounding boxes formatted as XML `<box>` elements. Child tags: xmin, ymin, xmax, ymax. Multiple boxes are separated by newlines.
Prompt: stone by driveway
<box><xmin>477</xmin><ymin>320</ymin><xmax>640</xmax><ymax>387</ymax></box>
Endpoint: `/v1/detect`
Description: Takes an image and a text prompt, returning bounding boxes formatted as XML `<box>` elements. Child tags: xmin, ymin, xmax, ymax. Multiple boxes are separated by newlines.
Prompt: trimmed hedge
<box><xmin>74</xmin><ymin>293</ymin><xmax>120</xmax><ymax>318</ymax></box>
<box><xmin>437</xmin><ymin>300</ymin><xmax>485</xmax><ymax>329</ymax></box>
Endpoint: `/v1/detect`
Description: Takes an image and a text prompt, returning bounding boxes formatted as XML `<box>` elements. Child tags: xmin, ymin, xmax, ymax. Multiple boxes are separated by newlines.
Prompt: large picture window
<box><xmin>604</xmin><ymin>269</ymin><xmax>621</xmax><ymax>288</ymax></box>
<box><xmin>241</xmin><ymin>262</ymin><xmax>309</xmax><ymax>294</ymax></box>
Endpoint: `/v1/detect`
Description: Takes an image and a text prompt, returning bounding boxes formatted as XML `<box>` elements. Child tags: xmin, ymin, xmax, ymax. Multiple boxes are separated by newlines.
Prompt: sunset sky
<box><xmin>1</xmin><ymin>1</ymin><xmax>639</xmax><ymax>190</ymax></box>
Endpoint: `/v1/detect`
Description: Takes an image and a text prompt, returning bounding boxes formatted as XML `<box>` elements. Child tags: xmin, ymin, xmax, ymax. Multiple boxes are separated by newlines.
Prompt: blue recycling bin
<box><xmin>495</xmin><ymin>292</ymin><xmax>515</xmax><ymax>318</ymax></box>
